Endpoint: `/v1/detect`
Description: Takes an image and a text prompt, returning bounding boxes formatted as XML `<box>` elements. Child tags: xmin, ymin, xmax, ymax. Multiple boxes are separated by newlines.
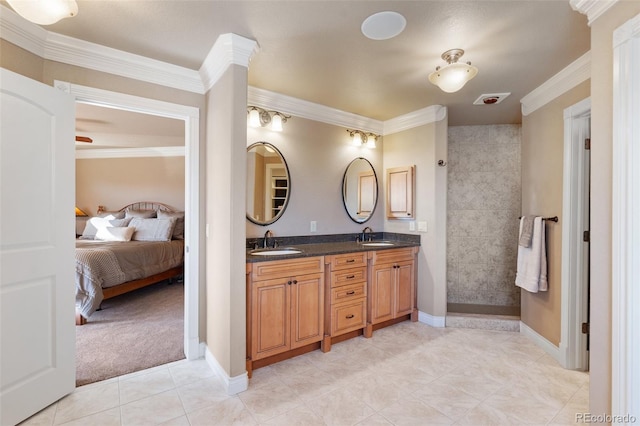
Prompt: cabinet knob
<box><xmin>293</xmin><ymin>280</ymin><xmax>298</xmax><ymax>284</ymax></box>
<box><xmin>287</xmin><ymin>280</ymin><xmax>292</xmax><ymax>285</ymax></box>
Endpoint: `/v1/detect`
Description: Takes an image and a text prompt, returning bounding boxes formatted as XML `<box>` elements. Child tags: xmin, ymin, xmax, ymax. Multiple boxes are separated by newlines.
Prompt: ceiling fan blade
<box><xmin>75</xmin><ymin>136</ymin><xmax>93</xmax><ymax>143</ymax></box>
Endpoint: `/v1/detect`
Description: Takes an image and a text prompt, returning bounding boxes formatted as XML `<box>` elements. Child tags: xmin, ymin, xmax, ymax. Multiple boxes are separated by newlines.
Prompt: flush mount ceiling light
<box><xmin>6</xmin><ymin>0</ymin><xmax>78</xmax><ymax>25</ymax></box>
<box><xmin>247</xmin><ymin>106</ymin><xmax>291</xmax><ymax>132</ymax></box>
<box><xmin>361</xmin><ymin>11</ymin><xmax>406</xmax><ymax>40</ymax></box>
<box><xmin>347</xmin><ymin>129</ymin><xmax>379</xmax><ymax>149</ymax></box>
<box><xmin>428</xmin><ymin>49</ymin><xmax>478</xmax><ymax>93</ymax></box>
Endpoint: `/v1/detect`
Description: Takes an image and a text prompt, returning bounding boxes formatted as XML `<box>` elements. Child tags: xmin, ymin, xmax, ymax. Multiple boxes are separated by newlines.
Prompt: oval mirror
<box><xmin>246</xmin><ymin>142</ymin><xmax>291</xmax><ymax>225</ymax></box>
<box><xmin>342</xmin><ymin>157</ymin><xmax>378</xmax><ymax>223</ymax></box>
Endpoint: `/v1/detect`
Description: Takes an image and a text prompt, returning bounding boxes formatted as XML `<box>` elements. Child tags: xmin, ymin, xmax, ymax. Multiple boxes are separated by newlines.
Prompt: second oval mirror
<box><xmin>342</xmin><ymin>157</ymin><xmax>378</xmax><ymax>223</ymax></box>
<box><xmin>247</xmin><ymin>142</ymin><xmax>291</xmax><ymax>225</ymax></box>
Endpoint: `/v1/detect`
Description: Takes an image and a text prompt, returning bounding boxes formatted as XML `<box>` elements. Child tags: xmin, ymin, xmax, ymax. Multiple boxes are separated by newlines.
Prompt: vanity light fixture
<box><xmin>347</xmin><ymin>129</ymin><xmax>379</xmax><ymax>149</ymax></box>
<box><xmin>7</xmin><ymin>0</ymin><xmax>78</xmax><ymax>25</ymax></box>
<box><xmin>247</xmin><ymin>106</ymin><xmax>291</xmax><ymax>132</ymax></box>
<box><xmin>428</xmin><ymin>49</ymin><xmax>478</xmax><ymax>93</ymax></box>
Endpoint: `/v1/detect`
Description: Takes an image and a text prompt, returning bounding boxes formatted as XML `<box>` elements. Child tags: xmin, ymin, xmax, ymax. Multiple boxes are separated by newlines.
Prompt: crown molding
<box><xmin>521</xmin><ymin>51</ymin><xmax>591</xmax><ymax>116</ymax></box>
<box><xmin>248</xmin><ymin>86</ymin><xmax>384</xmax><ymax>134</ymax></box>
<box><xmin>75</xmin><ymin>146</ymin><xmax>185</xmax><ymax>160</ymax></box>
<box><xmin>383</xmin><ymin>105</ymin><xmax>447</xmax><ymax>135</ymax></box>
<box><xmin>0</xmin><ymin>5</ymin><xmax>47</xmax><ymax>56</ymax></box>
<box><xmin>570</xmin><ymin>0</ymin><xmax>618</xmax><ymax>26</ymax></box>
<box><xmin>200</xmin><ymin>33</ymin><xmax>258</xmax><ymax>92</ymax></box>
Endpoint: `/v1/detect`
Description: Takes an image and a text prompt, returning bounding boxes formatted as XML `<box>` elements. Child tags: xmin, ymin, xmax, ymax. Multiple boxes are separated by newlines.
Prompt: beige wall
<box><xmin>246</xmin><ymin>117</ymin><xmax>384</xmax><ymax>238</ymax></box>
<box><xmin>205</xmin><ymin>64</ymin><xmax>248</xmax><ymax>378</ymax></box>
<box><xmin>76</xmin><ymin>156</ymin><xmax>185</xmax><ymax>215</ymax></box>
<box><xmin>0</xmin><ymin>40</ymin><xmax>44</xmax><ymax>82</ymax></box>
<box><xmin>383</xmin><ymin>117</ymin><xmax>448</xmax><ymax>317</ymax></box>
<box><xmin>590</xmin><ymin>1</ymin><xmax>640</xmax><ymax>416</ymax></box>
<box><xmin>520</xmin><ymin>81</ymin><xmax>590</xmax><ymax>346</ymax></box>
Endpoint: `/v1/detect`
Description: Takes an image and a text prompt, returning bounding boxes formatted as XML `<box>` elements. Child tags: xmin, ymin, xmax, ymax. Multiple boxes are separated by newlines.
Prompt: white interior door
<box><xmin>1</xmin><ymin>68</ymin><xmax>76</xmax><ymax>425</ymax></box>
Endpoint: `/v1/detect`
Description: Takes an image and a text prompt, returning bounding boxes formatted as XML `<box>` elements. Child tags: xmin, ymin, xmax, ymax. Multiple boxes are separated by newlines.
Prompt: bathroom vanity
<box><xmin>245</xmin><ymin>235</ymin><xmax>419</xmax><ymax>376</ymax></box>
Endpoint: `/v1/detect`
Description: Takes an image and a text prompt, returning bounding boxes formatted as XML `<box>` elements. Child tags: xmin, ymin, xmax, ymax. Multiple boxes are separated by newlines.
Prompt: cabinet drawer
<box><xmin>370</xmin><ymin>247</ymin><xmax>415</xmax><ymax>265</ymax></box>
<box><xmin>251</xmin><ymin>256</ymin><xmax>324</xmax><ymax>281</ymax></box>
<box><xmin>330</xmin><ymin>267</ymin><xmax>366</xmax><ymax>288</ymax></box>
<box><xmin>331</xmin><ymin>281</ymin><xmax>366</xmax><ymax>304</ymax></box>
<box><xmin>331</xmin><ymin>299</ymin><xmax>366</xmax><ymax>336</ymax></box>
<box><xmin>327</xmin><ymin>252</ymin><xmax>367</xmax><ymax>270</ymax></box>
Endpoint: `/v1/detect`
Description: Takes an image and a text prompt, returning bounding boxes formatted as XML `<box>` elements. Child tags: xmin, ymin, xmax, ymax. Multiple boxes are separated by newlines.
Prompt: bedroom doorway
<box><xmin>60</xmin><ymin>81</ymin><xmax>201</xmax><ymax>378</ymax></box>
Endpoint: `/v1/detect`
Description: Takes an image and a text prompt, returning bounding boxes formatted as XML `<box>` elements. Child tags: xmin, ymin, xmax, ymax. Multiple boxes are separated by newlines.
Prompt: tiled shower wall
<box><xmin>447</xmin><ymin>125</ymin><xmax>522</xmax><ymax>312</ymax></box>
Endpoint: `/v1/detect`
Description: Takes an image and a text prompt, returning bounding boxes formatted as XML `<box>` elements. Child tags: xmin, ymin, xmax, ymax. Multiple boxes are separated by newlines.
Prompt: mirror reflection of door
<box><xmin>246</xmin><ymin>142</ymin><xmax>290</xmax><ymax>225</ymax></box>
<box><xmin>357</xmin><ymin>171</ymin><xmax>375</xmax><ymax>219</ymax></box>
<box><xmin>342</xmin><ymin>157</ymin><xmax>378</xmax><ymax>223</ymax></box>
<box><xmin>265</xmin><ymin>164</ymin><xmax>287</xmax><ymax>221</ymax></box>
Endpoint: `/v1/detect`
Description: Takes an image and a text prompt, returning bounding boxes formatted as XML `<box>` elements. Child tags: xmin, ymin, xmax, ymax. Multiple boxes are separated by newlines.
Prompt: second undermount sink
<box><xmin>360</xmin><ymin>241</ymin><xmax>395</xmax><ymax>247</ymax></box>
<box><xmin>249</xmin><ymin>247</ymin><xmax>302</xmax><ymax>256</ymax></box>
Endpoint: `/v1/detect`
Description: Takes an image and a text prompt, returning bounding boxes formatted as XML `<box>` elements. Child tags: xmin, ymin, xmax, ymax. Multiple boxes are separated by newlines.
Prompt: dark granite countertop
<box><xmin>246</xmin><ymin>232</ymin><xmax>420</xmax><ymax>263</ymax></box>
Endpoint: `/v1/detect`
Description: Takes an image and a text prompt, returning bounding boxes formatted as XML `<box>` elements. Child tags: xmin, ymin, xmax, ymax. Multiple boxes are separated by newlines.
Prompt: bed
<box><xmin>75</xmin><ymin>202</ymin><xmax>185</xmax><ymax>325</ymax></box>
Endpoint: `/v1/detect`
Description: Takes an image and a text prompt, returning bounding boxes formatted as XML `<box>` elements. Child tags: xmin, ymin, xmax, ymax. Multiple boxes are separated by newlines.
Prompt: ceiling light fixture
<box><xmin>347</xmin><ymin>129</ymin><xmax>379</xmax><ymax>149</ymax></box>
<box><xmin>6</xmin><ymin>0</ymin><xmax>78</xmax><ymax>25</ymax></box>
<box><xmin>361</xmin><ymin>11</ymin><xmax>406</xmax><ymax>40</ymax></box>
<box><xmin>428</xmin><ymin>49</ymin><xmax>478</xmax><ymax>93</ymax></box>
<box><xmin>247</xmin><ymin>106</ymin><xmax>291</xmax><ymax>132</ymax></box>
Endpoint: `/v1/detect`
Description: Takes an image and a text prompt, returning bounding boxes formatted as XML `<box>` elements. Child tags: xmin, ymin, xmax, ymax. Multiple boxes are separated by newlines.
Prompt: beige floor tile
<box><xmin>158</xmin><ymin>414</ymin><xmax>191</xmax><ymax>425</ymax></box>
<box><xmin>355</xmin><ymin>413</ymin><xmax>394</xmax><ymax>425</ymax></box>
<box><xmin>261</xmin><ymin>403</ymin><xmax>325</xmax><ymax>426</ymax></box>
<box><xmin>348</xmin><ymin>372</ymin><xmax>405</xmax><ymax>411</ymax></box>
<box><xmin>434</xmin><ymin>368</ymin><xmax>504</xmax><ymax>401</ymax></box>
<box><xmin>278</xmin><ymin>364</ymin><xmax>341</xmax><ymax>402</ymax></box>
<box><xmin>54</xmin><ymin>382</ymin><xmax>120</xmax><ymax>425</ymax></box>
<box><xmin>19</xmin><ymin>403</ymin><xmax>57</xmax><ymax>426</ymax></box>
<box><xmin>119</xmin><ymin>369</ymin><xmax>176</xmax><ymax>405</ymax></box>
<box><xmin>119</xmin><ymin>390</ymin><xmax>186</xmax><ymax>426</ymax></box>
<box><xmin>55</xmin><ymin>407</ymin><xmax>121</xmax><ymax>426</ymax></box>
<box><xmin>187</xmin><ymin>397</ymin><xmax>256</xmax><ymax>426</ymax></box>
<box><xmin>412</xmin><ymin>381</ymin><xmax>481</xmax><ymax>420</ymax></box>
<box><xmin>176</xmin><ymin>376</ymin><xmax>231</xmax><ymax>414</ymax></box>
<box><xmin>379</xmin><ymin>397</ymin><xmax>454</xmax><ymax>425</ymax></box>
<box><xmin>168</xmin><ymin>359</ymin><xmax>216</xmax><ymax>387</ymax></box>
<box><xmin>475</xmin><ymin>386</ymin><xmax>565</xmax><ymax>425</ymax></box>
<box><xmin>309</xmin><ymin>387</ymin><xmax>375</xmax><ymax>426</ymax></box>
<box><xmin>238</xmin><ymin>380</ymin><xmax>302</xmax><ymax>423</ymax></box>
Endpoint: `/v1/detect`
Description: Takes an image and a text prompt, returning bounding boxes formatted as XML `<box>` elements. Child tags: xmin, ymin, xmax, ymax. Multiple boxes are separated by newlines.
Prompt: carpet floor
<box><xmin>75</xmin><ymin>280</ymin><xmax>185</xmax><ymax>387</ymax></box>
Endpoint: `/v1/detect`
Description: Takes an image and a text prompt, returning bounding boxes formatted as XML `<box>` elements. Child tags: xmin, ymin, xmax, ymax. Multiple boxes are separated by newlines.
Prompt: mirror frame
<box><xmin>246</xmin><ymin>141</ymin><xmax>291</xmax><ymax>226</ymax></box>
<box><xmin>341</xmin><ymin>157</ymin><xmax>378</xmax><ymax>224</ymax></box>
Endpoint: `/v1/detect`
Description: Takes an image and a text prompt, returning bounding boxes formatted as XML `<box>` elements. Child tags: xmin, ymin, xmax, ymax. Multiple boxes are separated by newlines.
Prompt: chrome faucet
<box><xmin>361</xmin><ymin>226</ymin><xmax>373</xmax><ymax>242</ymax></box>
<box><xmin>263</xmin><ymin>230</ymin><xmax>273</xmax><ymax>248</ymax></box>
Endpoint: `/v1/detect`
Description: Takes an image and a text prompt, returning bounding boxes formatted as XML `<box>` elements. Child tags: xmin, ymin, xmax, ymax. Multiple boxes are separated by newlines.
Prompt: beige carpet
<box><xmin>75</xmin><ymin>280</ymin><xmax>185</xmax><ymax>387</ymax></box>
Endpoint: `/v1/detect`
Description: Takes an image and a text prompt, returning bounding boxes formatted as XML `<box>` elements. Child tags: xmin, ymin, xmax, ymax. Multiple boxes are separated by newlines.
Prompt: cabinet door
<box><xmin>386</xmin><ymin>165</ymin><xmax>414</xmax><ymax>219</ymax></box>
<box><xmin>370</xmin><ymin>264</ymin><xmax>394</xmax><ymax>324</ymax></box>
<box><xmin>290</xmin><ymin>273</ymin><xmax>324</xmax><ymax>349</ymax></box>
<box><xmin>251</xmin><ymin>278</ymin><xmax>290</xmax><ymax>360</ymax></box>
<box><xmin>395</xmin><ymin>260</ymin><xmax>415</xmax><ymax>317</ymax></box>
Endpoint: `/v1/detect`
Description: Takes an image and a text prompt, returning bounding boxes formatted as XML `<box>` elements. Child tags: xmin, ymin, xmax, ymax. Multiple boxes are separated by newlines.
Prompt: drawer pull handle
<box><xmin>346</xmin><ymin>259</ymin><xmax>355</xmax><ymax>263</ymax></box>
<box><xmin>346</xmin><ymin>291</ymin><xmax>356</xmax><ymax>295</ymax></box>
<box><xmin>346</xmin><ymin>275</ymin><xmax>355</xmax><ymax>279</ymax></box>
<box><xmin>346</xmin><ymin>314</ymin><xmax>355</xmax><ymax>319</ymax></box>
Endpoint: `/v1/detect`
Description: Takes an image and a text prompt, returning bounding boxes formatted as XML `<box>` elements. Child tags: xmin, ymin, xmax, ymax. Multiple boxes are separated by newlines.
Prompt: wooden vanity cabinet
<box><xmin>386</xmin><ymin>165</ymin><xmax>415</xmax><ymax>220</ymax></box>
<box><xmin>247</xmin><ymin>256</ymin><xmax>324</xmax><ymax>373</ymax></box>
<box><xmin>323</xmin><ymin>252</ymin><xmax>368</xmax><ymax>351</ymax></box>
<box><xmin>368</xmin><ymin>247</ymin><xmax>418</xmax><ymax>333</ymax></box>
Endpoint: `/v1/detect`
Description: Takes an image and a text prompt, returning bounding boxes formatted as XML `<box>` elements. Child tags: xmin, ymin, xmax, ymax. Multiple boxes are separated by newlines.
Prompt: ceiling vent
<box><xmin>473</xmin><ymin>93</ymin><xmax>511</xmax><ymax>105</ymax></box>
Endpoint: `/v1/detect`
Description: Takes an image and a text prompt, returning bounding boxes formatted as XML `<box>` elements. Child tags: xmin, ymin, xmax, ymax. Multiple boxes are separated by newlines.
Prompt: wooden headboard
<box><xmin>118</xmin><ymin>202</ymin><xmax>175</xmax><ymax>213</ymax></box>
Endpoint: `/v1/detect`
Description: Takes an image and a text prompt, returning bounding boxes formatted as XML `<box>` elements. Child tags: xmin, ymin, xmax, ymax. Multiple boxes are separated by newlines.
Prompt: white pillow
<box><xmin>95</xmin><ymin>226</ymin><xmax>135</xmax><ymax>242</ymax></box>
<box><xmin>80</xmin><ymin>217</ymin><xmax>131</xmax><ymax>239</ymax></box>
<box><xmin>125</xmin><ymin>208</ymin><xmax>157</xmax><ymax>218</ymax></box>
<box><xmin>97</xmin><ymin>210</ymin><xmax>125</xmax><ymax>219</ymax></box>
<box><xmin>129</xmin><ymin>217</ymin><xmax>176</xmax><ymax>242</ymax></box>
<box><xmin>157</xmin><ymin>210</ymin><xmax>184</xmax><ymax>239</ymax></box>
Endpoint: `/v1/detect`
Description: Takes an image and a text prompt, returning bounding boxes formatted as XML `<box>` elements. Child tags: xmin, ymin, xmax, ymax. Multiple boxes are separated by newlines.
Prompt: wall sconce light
<box><xmin>7</xmin><ymin>0</ymin><xmax>78</xmax><ymax>25</ymax></box>
<box><xmin>347</xmin><ymin>129</ymin><xmax>379</xmax><ymax>149</ymax></box>
<box><xmin>247</xmin><ymin>106</ymin><xmax>291</xmax><ymax>132</ymax></box>
<box><xmin>428</xmin><ymin>49</ymin><xmax>478</xmax><ymax>93</ymax></box>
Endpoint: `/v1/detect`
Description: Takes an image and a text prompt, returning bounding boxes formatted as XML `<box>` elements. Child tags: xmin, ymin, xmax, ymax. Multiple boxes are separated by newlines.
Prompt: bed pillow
<box><xmin>157</xmin><ymin>210</ymin><xmax>184</xmax><ymax>239</ymax></box>
<box><xmin>129</xmin><ymin>217</ymin><xmax>176</xmax><ymax>242</ymax></box>
<box><xmin>80</xmin><ymin>217</ymin><xmax>131</xmax><ymax>239</ymax></box>
<box><xmin>97</xmin><ymin>210</ymin><xmax>125</xmax><ymax>219</ymax></box>
<box><xmin>125</xmin><ymin>208</ymin><xmax>157</xmax><ymax>218</ymax></box>
<box><xmin>95</xmin><ymin>226</ymin><xmax>135</xmax><ymax>242</ymax></box>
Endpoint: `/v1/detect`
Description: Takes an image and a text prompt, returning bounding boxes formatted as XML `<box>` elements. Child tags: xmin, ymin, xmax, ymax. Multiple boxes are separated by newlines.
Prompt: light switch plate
<box><xmin>409</xmin><ymin>221</ymin><xmax>416</xmax><ymax>231</ymax></box>
<box><xmin>310</xmin><ymin>221</ymin><xmax>317</xmax><ymax>232</ymax></box>
<box><xmin>418</xmin><ymin>221</ymin><xmax>427</xmax><ymax>232</ymax></box>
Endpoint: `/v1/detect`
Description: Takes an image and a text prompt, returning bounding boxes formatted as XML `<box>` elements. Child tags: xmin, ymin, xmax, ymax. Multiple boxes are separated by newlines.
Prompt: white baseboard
<box><xmin>520</xmin><ymin>321</ymin><xmax>562</xmax><ymax>364</ymax></box>
<box><xmin>418</xmin><ymin>310</ymin><xmax>446</xmax><ymax>328</ymax></box>
<box><xmin>204</xmin><ymin>346</ymin><xmax>248</xmax><ymax>395</ymax></box>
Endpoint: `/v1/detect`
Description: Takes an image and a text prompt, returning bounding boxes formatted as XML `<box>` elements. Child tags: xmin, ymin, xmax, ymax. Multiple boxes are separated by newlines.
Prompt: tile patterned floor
<box><xmin>21</xmin><ymin>322</ymin><xmax>589</xmax><ymax>425</ymax></box>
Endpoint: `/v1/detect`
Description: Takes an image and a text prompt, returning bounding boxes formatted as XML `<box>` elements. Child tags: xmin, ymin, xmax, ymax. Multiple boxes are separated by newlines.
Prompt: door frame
<box><xmin>55</xmin><ymin>81</ymin><xmax>201</xmax><ymax>360</ymax></box>
<box><xmin>560</xmin><ymin>97</ymin><xmax>590</xmax><ymax>370</ymax></box>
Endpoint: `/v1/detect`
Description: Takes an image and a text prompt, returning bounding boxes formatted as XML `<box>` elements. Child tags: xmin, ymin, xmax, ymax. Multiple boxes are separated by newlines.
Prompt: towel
<box><xmin>518</xmin><ymin>215</ymin><xmax>536</xmax><ymax>247</ymax></box>
<box><xmin>515</xmin><ymin>216</ymin><xmax>548</xmax><ymax>293</ymax></box>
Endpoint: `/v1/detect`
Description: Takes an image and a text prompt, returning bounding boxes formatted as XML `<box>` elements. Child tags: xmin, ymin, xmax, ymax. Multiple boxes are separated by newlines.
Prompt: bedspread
<box><xmin>75</xmin><ymin>239</ymin><xmax>184</xmax><ymax>318</ymax></box>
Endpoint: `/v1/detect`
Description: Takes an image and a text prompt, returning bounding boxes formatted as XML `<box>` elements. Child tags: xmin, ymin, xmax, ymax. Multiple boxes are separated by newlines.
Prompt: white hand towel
<box><xmin>515</xmin><ymin>217</ymin><xmax>548</xmax><ymax>293</ymax></box>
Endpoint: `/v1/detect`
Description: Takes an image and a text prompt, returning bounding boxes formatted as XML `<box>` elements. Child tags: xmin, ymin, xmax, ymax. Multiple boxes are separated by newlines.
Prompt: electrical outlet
<box><xmin>409</xmin><ymin>221</ymin><xmax>416</xmax><ymax>231</ymax></box>
<box><xmin>418</xmin><ymin>221</ymin><xmax>428</xmax><ymax>232</ymax></box>
<box><xmin>310</xmin><ymin>221</ymin><xmax>317</xmax><ymax>232</ymax></box>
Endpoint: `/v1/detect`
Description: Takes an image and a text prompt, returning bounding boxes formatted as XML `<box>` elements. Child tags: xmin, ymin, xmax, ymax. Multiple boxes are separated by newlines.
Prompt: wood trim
<box><xmin>102</xmin><ymin>265</ymin><xmax>183</xmax><ymax>299</ymax></box>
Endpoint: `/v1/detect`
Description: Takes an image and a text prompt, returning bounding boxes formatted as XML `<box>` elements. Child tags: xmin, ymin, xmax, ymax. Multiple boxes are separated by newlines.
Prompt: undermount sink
<box><xmin>360</xmin><ymin>241</ymin><xmax>395</xmax><ymax>247</ymax></box>
<box><xmin>249</xmin><ymin>247</ymin><xmax>302</xmax><ymax>256</ymax></box>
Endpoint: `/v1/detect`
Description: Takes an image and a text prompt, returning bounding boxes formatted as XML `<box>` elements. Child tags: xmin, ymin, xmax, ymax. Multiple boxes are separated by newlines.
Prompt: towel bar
<box><xmin>518</xmin><ymin>215</ymin><xmax>558</xmax><ymax>222</ymax></box>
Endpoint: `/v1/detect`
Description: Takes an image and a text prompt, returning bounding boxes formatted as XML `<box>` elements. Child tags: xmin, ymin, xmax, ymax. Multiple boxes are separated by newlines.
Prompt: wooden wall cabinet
<box><xmin>386</xmin><ymin>165</ymin><xmax>415</xmax><ymax>219</ymax></box>
<box><xmin>247</xmin><ymin>257</ymin><xmax>324</xmax><ymax>373</ymax></box>
<box><xmin>368</xmin><ymin>247</ymin><xmax>418</xmax><ymax>333</ymax></box>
